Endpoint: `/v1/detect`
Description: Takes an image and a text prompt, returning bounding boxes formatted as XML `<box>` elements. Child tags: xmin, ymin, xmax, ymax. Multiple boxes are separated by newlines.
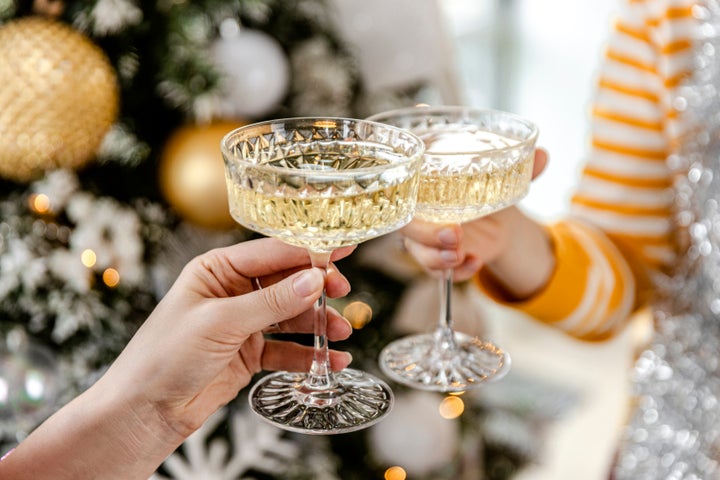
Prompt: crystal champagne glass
<box><xmin>221</xmin><ymin>117</ymin><xmax>424</xmax><ymax>434</ymax></box>
<box><xmin>368</xmin><ymin>106</ymin><xmax>538</xmax><ymax>392</ymax></box>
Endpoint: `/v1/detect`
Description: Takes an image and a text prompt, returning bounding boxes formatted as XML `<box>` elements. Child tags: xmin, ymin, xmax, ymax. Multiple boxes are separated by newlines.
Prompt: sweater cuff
<box><xmin>476</xmin><ymin>221</ymin><xmax>592</xmax><ymax>321</ymax></box>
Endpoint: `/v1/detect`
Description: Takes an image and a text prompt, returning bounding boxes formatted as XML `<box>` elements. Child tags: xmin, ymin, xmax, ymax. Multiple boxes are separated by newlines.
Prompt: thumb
<box><xmin>221</xmin><ymin>268</ymin><xmax>325</xmax><ymax>334</ymax></box>
<box><xmin>531</xmin><ymin>148</ymin><xmax>548</xmax><ymax>179</ymax></box>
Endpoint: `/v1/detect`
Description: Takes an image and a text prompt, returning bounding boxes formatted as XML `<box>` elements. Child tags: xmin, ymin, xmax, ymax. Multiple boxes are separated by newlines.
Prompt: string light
<box><xmin>343</xmin><ymin>301</ymin><xmax>372</xmax><ymax>329</ymax></box>
<box><xmin>80</xmin><ymin>249</ymin><xmax>97</xmax><ymax>268</ymax></box>
<box><xmin>384</xmin><ymin>466</ymin><xmax>406</xmax><ymax>480</ymax></box>
<box><xmin>28</xmin><ymin>193</ymin><xmax>51</xmax><ymax>214</ymax></box>
<box><xmin>438</xmin><ymin>395</ymin><xmax>464</xmax><ymax>419</ymax></box>
<box><xmin>102</xmin><ymin>268</ymin><xmax>120</xmax><ymax>287</ymax></box>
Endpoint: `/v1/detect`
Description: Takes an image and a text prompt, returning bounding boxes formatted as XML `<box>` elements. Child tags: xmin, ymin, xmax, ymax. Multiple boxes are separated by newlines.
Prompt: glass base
<box><xmin>248</xmin><ymin>368</ymin><xmax>393</xmax><ymax>435</ymax></box>
<box><xmin>379</xmin><ymin>332</ymin><xmax>511</xmax><ymax>392</ymax></box>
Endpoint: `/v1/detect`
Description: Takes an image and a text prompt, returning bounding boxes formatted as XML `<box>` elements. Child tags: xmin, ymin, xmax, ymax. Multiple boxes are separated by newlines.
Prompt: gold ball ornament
<box><xmin>0</xmin><ymin>17</ymin><xmax>119</xmax><ymax>182</ymax></box>
<box><xmin>159</xmin><ymin>122</ymin><xmax>244</xmax><ymax>230</ymax></box>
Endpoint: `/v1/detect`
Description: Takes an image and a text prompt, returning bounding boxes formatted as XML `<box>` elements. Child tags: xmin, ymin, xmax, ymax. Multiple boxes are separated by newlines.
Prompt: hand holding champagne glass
<box><xmin>221</xmin><ymin>117</ymin><xmax>424</xmax><ymax>434</ymax></box>
<box><xmin>368</xmin><ymin>106</ymin><xmax>539</xmax><ymax>392</ymax></box>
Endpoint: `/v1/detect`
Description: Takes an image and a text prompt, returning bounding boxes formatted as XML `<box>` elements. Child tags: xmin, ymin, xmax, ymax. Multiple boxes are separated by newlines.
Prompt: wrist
<box><xmin>89</xmin><ymin>375</ymin><xmax>187</xmax><ymax>473</ymax></box>
<box><xmin>0</xmin><ymin>377</ymin><xmax>185</xmax><ymax>480</ymax></box>
<box><xmin>483</xmin><ymin>209</ymin><xmax>555</xmax><ymax>300</ymax></box>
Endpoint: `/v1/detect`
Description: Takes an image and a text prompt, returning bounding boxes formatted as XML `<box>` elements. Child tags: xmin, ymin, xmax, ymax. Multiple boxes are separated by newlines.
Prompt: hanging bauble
<box><xmin>210</xmin><ymin>21</ymin><xmax>290</xmax><ymax>119</ymax></box>
<box><xmin>0</xmin><ymin>328</ymin><xmax>61</xmax><ymax>438</ymax></box>
<box><xmin>159</xmin><ymin>121</ymin><xmax>243</xmax><ymax>230</ymax></box>
<box><xmin>0</xmin><ymin>17</ymin><xmax>119</xmax><ymax>183</ymax></box>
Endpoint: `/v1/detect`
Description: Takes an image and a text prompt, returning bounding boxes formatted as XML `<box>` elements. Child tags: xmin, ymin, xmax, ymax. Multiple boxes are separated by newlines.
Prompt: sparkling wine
<box><xmin>413</xmin><ymin>127</ymin><xmax>534</xmax><ymax>223</ymax></box>
<box><xmin>227</xmin><ymin>153</ymin><xmax>419</xmax><ymax>252</ymax></box>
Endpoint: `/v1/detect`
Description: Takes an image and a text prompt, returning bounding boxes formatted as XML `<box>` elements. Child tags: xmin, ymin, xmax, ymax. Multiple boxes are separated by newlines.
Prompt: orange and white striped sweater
<box><xmin>481</xmin><ymin>0</ymin><xmax>697</xmax><ymax>341</ymax></box>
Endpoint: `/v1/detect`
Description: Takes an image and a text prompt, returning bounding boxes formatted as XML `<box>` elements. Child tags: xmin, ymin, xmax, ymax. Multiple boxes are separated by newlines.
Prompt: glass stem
<box><xmin>435</xmin><ymin>268</ymin><xmax>457</xmax><ymax>351</ymax></box>
<box><xmin>305</xmin><ymin>250</ymin><xmax>336</xmax><ymax>390</ymax></box>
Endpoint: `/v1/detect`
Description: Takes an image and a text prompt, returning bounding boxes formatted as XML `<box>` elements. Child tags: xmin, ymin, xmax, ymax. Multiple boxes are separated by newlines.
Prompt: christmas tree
<box><xmin>0</xmin><ymin>1</ymin><xmax>556</xmax><ymax>477</ymax></box>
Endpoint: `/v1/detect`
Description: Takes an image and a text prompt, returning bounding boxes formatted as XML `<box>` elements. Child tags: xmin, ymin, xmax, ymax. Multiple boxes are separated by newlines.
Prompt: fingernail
<box><xmin>293</xmin><ymin>269</ymin><xmax>323</xmax><ymax>297</ymax></box>
<box><xmin>343</xmin><ymin>352</ymin><xmax>353</xmax><ymax>365</ymax></box>
<box><xmin>440</xmin><ymin>250</ymin><xmax>458</xmax><ymax>263</ymax></box>
<box><xmin>438</xmin><ymin>227</ymin><xmax>457</xmax><ymax>247</ymax></box>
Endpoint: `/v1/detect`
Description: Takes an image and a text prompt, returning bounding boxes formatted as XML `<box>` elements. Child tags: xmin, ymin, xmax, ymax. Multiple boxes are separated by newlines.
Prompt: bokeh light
<box><xmin>343</xmin><ymin>301</ymin><xmax>373</xmax><ymax>329</ymax></box>
<box><xmin>80</xmin><ymin>249</ymin><xmax>97</xmax><ymax>268</ymax></box>
<box><xmin>102</xmin><ymin>268</ymin><xmax>120</xmax><ymax>287</ymax></box>
<box><xmin>384</xmin><ymin>465</ymin><xmax>407</xmax><ymax>480</ymax></box>
<box><xmin>24</xmin><ymin>370</ymin><xmax>46</xmax><ymax>401</ymax></box>
<box><xmin>29</xmin><ymin>193</ymin><xmax>51</xmax><ymax>214</ymax></box>
<box><xmin>438</xmin><ymin>395</ymin><xmax>465</xmax><ymax>419</ymax></box>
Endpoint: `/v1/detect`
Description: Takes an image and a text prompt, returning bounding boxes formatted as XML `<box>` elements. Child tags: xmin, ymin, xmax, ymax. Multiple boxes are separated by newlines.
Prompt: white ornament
<box><xmin>368</xmin><ymin>390</ymin><xmax>459</xmax><ymax>476</ymax></box>
<box><xmin>331</xmin><ymin>0</ymin><xmax>460</xmax><ymax>102</ymax></box>
<box><xmin>211</xmin><ymin>21</ymin><xmax>290</xmax><ymax>119</ymax></box>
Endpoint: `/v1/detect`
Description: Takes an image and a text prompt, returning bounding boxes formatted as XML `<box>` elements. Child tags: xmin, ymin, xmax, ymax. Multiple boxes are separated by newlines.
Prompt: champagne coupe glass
<box><xmin>368</xmin><ymin>106</ymin><xmax>538</xmax><ymax>392</ymax></box>
<box><xmin>221</xmin><ymin>117</ymin><xmax>424</xmax><ymax>434</ymax></box>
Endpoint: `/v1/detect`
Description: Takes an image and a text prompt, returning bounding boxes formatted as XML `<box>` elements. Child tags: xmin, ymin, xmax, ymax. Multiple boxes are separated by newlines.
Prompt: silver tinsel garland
<box><xmin>614</xmin><ymin>1</ymin><xmax>720</xmax><ymax>478</ymax></box>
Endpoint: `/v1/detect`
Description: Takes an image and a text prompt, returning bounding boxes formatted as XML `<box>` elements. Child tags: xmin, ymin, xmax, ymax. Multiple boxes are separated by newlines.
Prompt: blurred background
<box><xmin>0</xmin><ymin>0</ymin><xmax>641</xmax><ymax>478</ymax></box>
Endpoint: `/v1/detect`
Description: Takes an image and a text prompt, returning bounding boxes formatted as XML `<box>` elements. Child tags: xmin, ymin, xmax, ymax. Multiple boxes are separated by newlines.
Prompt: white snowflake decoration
<box><xmin>152</xmin><ymin>407</ymin><xmax>302</xmax><ymax>480</ymax></box>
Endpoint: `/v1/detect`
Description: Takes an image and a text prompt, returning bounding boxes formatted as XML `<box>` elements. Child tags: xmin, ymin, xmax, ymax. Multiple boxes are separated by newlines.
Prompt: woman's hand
<box><xmin>106</xmin><ymin>237</ymin><xmax>355</xmax><ymax>439</ymax></box>
<box><xmin>401</xmin><ymin>148</ymin><xmax>549</xmax><ymax>282</ymax></box>
<box><xmin>2</xmin><ymin>238</ymin><xmax>356</xmax><ymax>480</ymax></box>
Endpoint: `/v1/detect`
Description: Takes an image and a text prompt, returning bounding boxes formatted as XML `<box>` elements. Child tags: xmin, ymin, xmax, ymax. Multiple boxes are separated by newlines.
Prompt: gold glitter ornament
<box><xmin>159</xmin><ymin>122</ymin><xmax>244</xmax><ymax>230</ymax></box>
<box><xmin>0</xmin><ymin>17</ymin><xmax>119</xmax><ymax>182</ymax></box>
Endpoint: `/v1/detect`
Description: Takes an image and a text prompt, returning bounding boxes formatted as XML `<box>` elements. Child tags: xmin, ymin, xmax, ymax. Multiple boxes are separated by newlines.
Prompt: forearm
<box><xmin>0</xmin><ymin>376</ymin><xmax>184</xmax><ymax>480</ymax></box>
<box><xmin>481</xmin><ymin>217</ymin><xmax>641</xmax><ymax>340</ymax></box>
<box><xmin>482</xmin><ymin>207</ymin><xmax>555</xmax><ymax>300</ymax></box>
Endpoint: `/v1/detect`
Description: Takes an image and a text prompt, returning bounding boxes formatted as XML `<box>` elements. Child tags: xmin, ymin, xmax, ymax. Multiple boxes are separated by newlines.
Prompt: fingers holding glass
<box><xmin>222</xmin><ymin>117</ymin><xmax>424</xmax><ymax>434</ymax></box>
<box><xmin>263</xmin><ymin>306</ymin><xmax>353</xmax><ymax>340</ymax></box>
<box><xmin>367</xmin><ymin>106</ymin><xmax>537</xmax><ymax>392</ymax></box>
<box><xmin>261</xmin><ymin>340</ymin><xmax>352</xmax><ymax>372</ymax></box>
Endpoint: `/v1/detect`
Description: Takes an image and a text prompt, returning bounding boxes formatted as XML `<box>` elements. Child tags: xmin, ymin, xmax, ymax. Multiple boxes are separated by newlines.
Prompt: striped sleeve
<box><xmin>479</xmin><ymin>0</ymin><xmax>696</xmax><ymax>341</ymax></box>
<box><xmin>478</xmin><ymin>219</ymin><xmax>635</xmax><ymax>341</ymax></box>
